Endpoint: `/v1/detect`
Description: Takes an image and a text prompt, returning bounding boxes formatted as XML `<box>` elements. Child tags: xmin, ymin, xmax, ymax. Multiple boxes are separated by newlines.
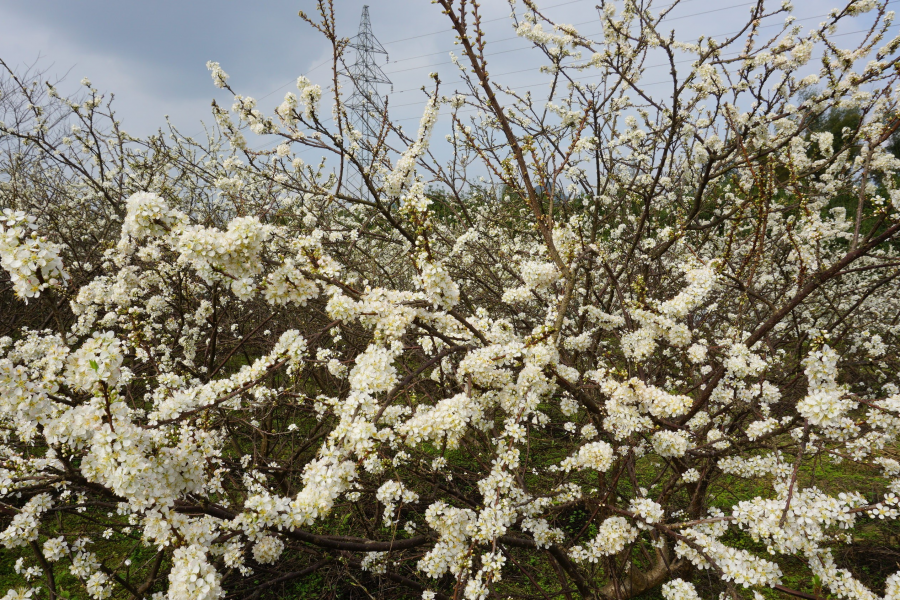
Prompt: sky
<box><xmin>0</xmin><ymin>0</ymin><xmax>890</xmax><ymax>152</ymax></box>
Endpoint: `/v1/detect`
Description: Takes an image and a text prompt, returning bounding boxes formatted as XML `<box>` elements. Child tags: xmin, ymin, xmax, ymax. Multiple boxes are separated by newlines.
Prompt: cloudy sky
<box><xmin>0</xmin><ymin>0</ymin><xmax>886</xmax><ymax>148</ymax></box>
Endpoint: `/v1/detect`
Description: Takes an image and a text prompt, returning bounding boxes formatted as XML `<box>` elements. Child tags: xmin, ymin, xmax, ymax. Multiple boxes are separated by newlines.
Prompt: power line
<box><xmin>183</xmin><ymin>0</ymin><xmax>888</xmax><ymax>143</ymax></box>
<box><xmin>381</xmin><ymin>6</ymin><xmax>897</xmax><ymax>106</ymax></box>
<box><xmin>214</xmin><ymin>0</ymin><xmax>769</xmax><ymax>125</ymax></box>
<box><xmin>380</xmin><ymin>0</ymin><xmax>593</xmax><ymax>46</ymax></box>
<box><xmin>380</xmin><ymin>0</ymin><xmax>840</xmax><ymax>78</ymax></box>
<box><xmin>248</xmin><ymin>25</ymin><xmax>882</xmax><ymax>154</ymax></box>
<box><xmin>213</xmin><ymin>0</ymin><xmax>857</xmax><ymax>126</ymax></box>
<box><xmin>197</xmin><ymin>0</ymin><xmax>890</xmax><ymax>152</ymax></box>
<box><xmin>384</xmin><ymin>0</ymin><xmax>761</xmax><ymax>69</ymax></box>
<box><xmin>380</xmin><ymin>0</ymin><xmax>720</xmax><ymax>46</ymax></box>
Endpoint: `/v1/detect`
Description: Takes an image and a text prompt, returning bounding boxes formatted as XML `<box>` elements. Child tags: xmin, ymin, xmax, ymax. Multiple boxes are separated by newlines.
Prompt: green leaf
<box><xmin>89</xmin><ymin>359</ymin><xmax>99</xmax><ymax>371</ymax></box>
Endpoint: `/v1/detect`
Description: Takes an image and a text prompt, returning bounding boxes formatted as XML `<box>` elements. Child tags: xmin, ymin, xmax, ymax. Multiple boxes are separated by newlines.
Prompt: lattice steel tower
<box><xmin>344</xmin><ymin>5</ymin><xmax>391</xmax><ymax>200</ymax></box>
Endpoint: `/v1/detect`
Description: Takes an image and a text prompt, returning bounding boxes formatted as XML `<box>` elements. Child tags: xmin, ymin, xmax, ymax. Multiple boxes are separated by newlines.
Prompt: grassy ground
<box><xmin>3</xmin><ymin>441</ymin><xmax>898</xmax><ymax>599</ymax></box>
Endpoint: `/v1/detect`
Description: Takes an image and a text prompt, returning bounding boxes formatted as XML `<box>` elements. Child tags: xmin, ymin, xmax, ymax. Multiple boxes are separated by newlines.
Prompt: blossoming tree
<box><xmin>2</xmin><ymin>0</ymin><xmax>900</xmax><ymax>598</ymax></box>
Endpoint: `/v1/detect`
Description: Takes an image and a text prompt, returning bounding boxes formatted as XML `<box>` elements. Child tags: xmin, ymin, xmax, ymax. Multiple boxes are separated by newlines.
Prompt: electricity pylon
<box><xmin>344</xmin><ymin>5</ymin><xmax>391</xmax><ymax>200</ymax></box>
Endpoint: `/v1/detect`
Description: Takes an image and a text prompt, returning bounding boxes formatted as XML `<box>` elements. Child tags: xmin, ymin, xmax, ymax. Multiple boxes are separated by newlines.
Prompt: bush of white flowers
<box><xmin>2</xmin><ymin>0</ymin><xmax>900</xmax><ymax>598</ymax></box>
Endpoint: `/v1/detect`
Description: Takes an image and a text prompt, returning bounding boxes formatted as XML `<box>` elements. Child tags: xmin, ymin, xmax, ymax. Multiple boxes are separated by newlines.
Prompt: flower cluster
<box><xmin>376</xmin><ymin>480</ymin><xmax>419</xmax><ymax>527</ymax></box>
<box><xmin>0</xmin><ymin>494</ymin><xmax>53</xmax><ymax>549</ymax></box>
<box><xmin>0</xmin><ymin>210</ymin><xmax>68</xmax><ymax>300</ymax></box>
<box><xmin>120</xmin><ymin>192</ymin><xmax>185</xmax><ymax>240</ymax></box>
<box><xmin>569</xmin><ymin>516</ymin><xmax>638</xmax><ymax>562</ymax></box>
<box><xmin>798</xmin><ymin>345</ymin><xmax>855</xmax><ymax>429</ymax></box>
<box><xmin>168</xmin><ymin>546</ymin><xmax>223</xmax><ymax>600</ymax></box>
<box><xmin>661</xmin><ymin>579</ymin><xmax>700</xmax><ymax>600</ymax></box>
